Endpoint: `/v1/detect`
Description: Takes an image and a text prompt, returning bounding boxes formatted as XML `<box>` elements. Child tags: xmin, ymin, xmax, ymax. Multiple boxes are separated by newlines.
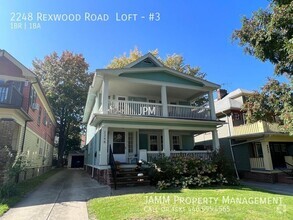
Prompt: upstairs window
<box><xmin>43</xmin><ymin>111</ymin><xmax>47</xmax><ymax>126</ymax></box>
<box><xmin>37</xmin><ymin>106</ymin><xmax>42</xmax><ymax>126</ymax></box>
<box><xmin>30</xmin><ymin>88</ymin><xmax>37</xmax><ymax>107</ymax></box>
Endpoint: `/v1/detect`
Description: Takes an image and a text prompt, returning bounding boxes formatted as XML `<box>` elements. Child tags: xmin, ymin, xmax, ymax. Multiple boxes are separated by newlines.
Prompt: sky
<box><xmin>0</xmin><ymin>0</ymin><xmax>282</xmax><ymax>92</ymax></box>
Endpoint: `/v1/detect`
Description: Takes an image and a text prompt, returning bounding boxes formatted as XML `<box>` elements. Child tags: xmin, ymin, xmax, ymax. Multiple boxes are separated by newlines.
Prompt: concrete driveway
<box><xmin>1</xmin><ymin>169</ymin><xmax>111</xmax><ymax>220</ymax></box>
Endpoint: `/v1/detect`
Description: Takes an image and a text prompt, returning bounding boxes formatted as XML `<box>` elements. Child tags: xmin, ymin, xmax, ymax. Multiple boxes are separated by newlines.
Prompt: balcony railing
<box><xmin>0</xmin><ymin>85</ymin><xmax>23</xmax><ymax>107</ymax></box>
<box><xmin>168</xmin><ymin>105</ymin><xmax>211</xmax><ymax>120</ymax></box>
<box><xmin>108</xmin><ymin>100</ymin><xmax>162</xmax><ymax>116</ymax></box>
<box><xmin>232</xmin><ymin>121</ymin><xmax>281</xmax><ymax>136</ymax></box>
<box><xmin>107</xmin><ymin>100</ymin><xmax>211</xmax><ymax>120</ymax></box>
<box><xmin>250</xmin><ymin>157</ymin><xmax>265</xmax><ymax>169</ymax></box>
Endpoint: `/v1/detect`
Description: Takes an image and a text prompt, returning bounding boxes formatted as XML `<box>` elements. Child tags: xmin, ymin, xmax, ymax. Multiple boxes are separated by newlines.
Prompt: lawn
<box><xmin>0</xmin><ymin>168</ymin><xmax>62</xmax><ymax>216</ymax></box>
<box><xmin>88</xmin><ymin>186</ymin><xmax>293</xmax><ymax>220</ymax></box>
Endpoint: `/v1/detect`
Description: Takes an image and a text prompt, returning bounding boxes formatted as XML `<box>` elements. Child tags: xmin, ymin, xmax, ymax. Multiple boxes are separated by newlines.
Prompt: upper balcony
<box><xmin>0</xmin><ymin>84</ymin><xmax>23</xmax><ymax>108</ymax></box>
<box><xmin>106</xmin><ymin>100</ymin><xmax>211</xmax><ymax>120</ymax></box>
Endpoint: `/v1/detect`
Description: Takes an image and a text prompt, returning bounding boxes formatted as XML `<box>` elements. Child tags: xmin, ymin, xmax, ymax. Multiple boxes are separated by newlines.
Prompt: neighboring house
<box><xmin>0</xmin><ymin>50</ymin><xmax>56</xmax><ymax>185</ymax></box>
<box><xmin>83</xmin><ymin>53</ymin><xmax>223</xmax><ymax>185</ymax></box>
<box><xmin>195</xmin><ymin>88</ymin><xmax>293</xmax><ymax>183</ymax></box>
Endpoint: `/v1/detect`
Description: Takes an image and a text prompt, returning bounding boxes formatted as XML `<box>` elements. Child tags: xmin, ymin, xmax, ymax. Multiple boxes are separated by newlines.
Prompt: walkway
<box><xmin>241</xmin><ymin>180</ymin><xmax>293</xmax><ymax>196</ymax></box>
<box><xmin>1</xmin><ymin>169</ymin><xmax>111</xmax><ymax>220</ymax></box>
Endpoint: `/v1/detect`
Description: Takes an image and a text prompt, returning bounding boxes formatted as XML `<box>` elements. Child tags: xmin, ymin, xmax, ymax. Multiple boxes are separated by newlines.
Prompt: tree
<box><xmin>233</xmin><ymin>0</ymin><xmax>293</xmax><ymax>134</ymax></box>
<box><xmin>232</xmin><ymin>0</ymin><xmax>293</xmax><ymax>76</ymax></box>
<box><xmin>107</xmin><ymin>47</ymin><xmax>206</xmax><ymax>78</ymax></box>
<box><xmin>33</xmin><ymin>51</ymin><xmax>92</xmax><ymax>166</ymax></box>
<box><xmin>243</xmin><ymin>78</ymin><xmax>293</xmax><ymax>135</ymax></box>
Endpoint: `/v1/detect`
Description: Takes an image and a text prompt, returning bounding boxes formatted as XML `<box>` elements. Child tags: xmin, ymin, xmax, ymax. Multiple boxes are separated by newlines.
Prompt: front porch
<box><xmin>243</xmin><ymin>141</ymin><xmax>293</xmax><ymax>184</ymax></box>
<box><xmin>85</xmin><ymin>127</ymin><xmax>216</xmax><ymax>167</ymax></box>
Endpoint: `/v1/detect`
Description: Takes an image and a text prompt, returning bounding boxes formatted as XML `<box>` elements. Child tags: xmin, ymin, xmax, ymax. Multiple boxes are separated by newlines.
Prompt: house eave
<box><xmin>90</xmin><ymin>114</ymin><xmax>224</xmax><ymax>128</ymax></box>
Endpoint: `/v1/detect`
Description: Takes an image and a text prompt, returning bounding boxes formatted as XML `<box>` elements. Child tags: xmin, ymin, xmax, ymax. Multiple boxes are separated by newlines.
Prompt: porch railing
<box><xmin>146</xmin><ymin>150</ymin><xmax>212</xmax><ymax>162</ymax></box>
<box><xmin>233</xmin><ymin>121</ymin><xmax>281</xmax><ymax>136</ymax></box>
<box><xmin>147</xmin><ymin>151</ymin><xmax>164</xmax><ymax>162</ymax></box>
<box><xmin>167</xmin><ymin>105</ymin><xmax>211</xmax><ymax>120</ymax></box>
<box><xmin>107</xmin><ymin>100</ymin><xmax>211</xmax><ymax>120</ymax></box>
<box><xmin>0</xmin><ymin>84</ymin><xmax>23</xmax><ymax>107</ymax></box>
<box><xmin>249</xmin><ymin>157</ymin><xmax>265</xmax><ymax>169</ymax></box>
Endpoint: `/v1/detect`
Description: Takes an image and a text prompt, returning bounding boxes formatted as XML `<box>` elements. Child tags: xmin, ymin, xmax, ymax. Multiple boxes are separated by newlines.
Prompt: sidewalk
<box><xmin>241</xmin><ymin>180</ymin><xmax>293</xmax><ymax>196</ymax></box>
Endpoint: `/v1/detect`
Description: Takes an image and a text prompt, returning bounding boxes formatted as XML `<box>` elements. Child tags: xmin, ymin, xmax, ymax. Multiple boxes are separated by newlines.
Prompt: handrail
<box><xmin>109</xmin><ymin>145</ymin><xmax>117</xmax><ymax>189</ymax></box>
<box><xmin>276</xmin><ymin>162</ymin><xmax>293</xmax><ymax>177</ymax></box>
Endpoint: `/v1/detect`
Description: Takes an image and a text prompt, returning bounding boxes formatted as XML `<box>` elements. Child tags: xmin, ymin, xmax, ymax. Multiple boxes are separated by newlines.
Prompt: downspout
<box><xmin>222</xmin><ymin>111</ymin><xmax>239</xmax><ymax>180</ymax></box>
<box><xmin>20</xmin><ymin>80</ymin><xmax>38</xmax><ymax>153</ymax></box>
<box><xmin>20</xmin><ymin>81</ymin><xmax>31</xmax><ymax>153</ymax></box>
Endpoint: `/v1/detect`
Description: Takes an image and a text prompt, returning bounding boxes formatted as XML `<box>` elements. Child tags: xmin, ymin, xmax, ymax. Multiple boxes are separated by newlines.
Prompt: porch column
<box><xmin>163</xmin><ymin>129</ymin><xmax>170</xmax><ymax>157</ymax></box>
<box><xmin>212</xmin><ymin>130</ymin><xmax>220</xmax><ymax>151</ymax></box>
<box><xmin>161</xmin><ymin>85</ymin><xmax>168</xmax><ymax>117</ymax></box>
<box><xmin>208</xmin><ymin>91</ymin><xmax>216</xmax><ymax>120</ymax></box>
<box><xmin>101</xmin><ymin>78</ymin><xmax>109</xmax><ymax>114</ymax></box>
<box><xmin>93</xmin><ymin>95</ymin><xmax>99</xmax><ymax>114</ymax></box>
<box><xmin>261</xmin><ymin>141</ymin><xmax>273</xmax><ymax>170</ymax></box>
<box><xmin>99</xmin><ymin>126</ymin><xmax>108</xmax><ymax>165</ymax></box>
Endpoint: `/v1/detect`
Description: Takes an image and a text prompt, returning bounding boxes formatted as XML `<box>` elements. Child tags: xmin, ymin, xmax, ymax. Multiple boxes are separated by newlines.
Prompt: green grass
<box><xmin>88</xmin><ymin>186</ymin><xmax>293</xmax><ymax>220</ymax></box>
<box><xmin>0</xmin><ymin>168</ymin><xmax>62</xmax><ymax>216</ymax></box>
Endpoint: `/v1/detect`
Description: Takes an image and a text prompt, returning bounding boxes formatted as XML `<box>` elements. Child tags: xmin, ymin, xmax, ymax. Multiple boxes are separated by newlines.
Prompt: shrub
<box><xmin>147</xmin><ymin>150</ymin><xmax>238</xmax><ymax>190</ymax></box>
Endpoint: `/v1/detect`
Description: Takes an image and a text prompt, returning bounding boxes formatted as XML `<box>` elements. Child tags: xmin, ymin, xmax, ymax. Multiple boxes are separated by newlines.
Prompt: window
<box><xmin>37</xmin><ymin>106</ymin><xmax>42</xmax><ymax>126</ymax></box>
<box><xmin>233</xmin><ymin>113</ymin><xmax>240</xmax><ymax>120</ymax></box>
<box><xmin>149</xmin><ymin>135</ymin><xmax>159</xmax><ymax>151</ymax></box>
<box><xmin>113</xmin><ymin>132</ymin><xmax>125</xmax><ymax>154</ymax></box>
<box><xmin>250</xmin><ymin>143</ymin><xmax>263</xmax><ymax>158</ymax></box>
<box><xmin>43</xmin><ymin>111</ymin><xmax>47</xmax><ymax>126</ymax></box>
<box><xmin>172</xmin><ymin>136</ymin><xmax>180</xmax><ymax>150</ymax></box>
<box><xmin>30</xmin><ymin>88</ymin><xmax>37</xmax><ymax>107</ymax></box>
<box><xmin>149</xmin><ymin>99</ymin><xmax>156</xmax><ymax>103</ymax></box>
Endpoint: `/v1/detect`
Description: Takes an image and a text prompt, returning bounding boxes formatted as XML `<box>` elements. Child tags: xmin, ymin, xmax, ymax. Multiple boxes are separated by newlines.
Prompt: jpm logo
<box><xmin>139</xmin><ymin>107</ymin><xmax>156</xmax><ymax>115</ymax></box>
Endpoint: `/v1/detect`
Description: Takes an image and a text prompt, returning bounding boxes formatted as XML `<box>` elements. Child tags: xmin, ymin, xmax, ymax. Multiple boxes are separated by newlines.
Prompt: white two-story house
<box><xmin>82</xmin><ymin>53</ymin><xmax>223</xmax><ymax>184</ymax></box>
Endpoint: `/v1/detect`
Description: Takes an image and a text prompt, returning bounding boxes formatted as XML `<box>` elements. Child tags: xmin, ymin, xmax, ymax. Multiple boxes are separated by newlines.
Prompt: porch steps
<box><xmin>110</xmin><ymin>166</ymin><xmax>150</xmax><ymax>188</ymax></box>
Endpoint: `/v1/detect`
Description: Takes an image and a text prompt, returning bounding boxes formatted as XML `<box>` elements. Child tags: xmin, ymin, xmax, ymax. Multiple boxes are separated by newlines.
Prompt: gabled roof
<box><xmin>124</xmin><ymin>53</ymin><xmax>164</xmax><ymax>68</ymax></box>
<box><xmin>0</xmin><ymin>50</ymin><xmax>35</xmax><ymax>79</ymax></box>
<box><xmin>95</xmin><ymin>53</ymin><xmax>220</xmax><ymax>90</ymax></box>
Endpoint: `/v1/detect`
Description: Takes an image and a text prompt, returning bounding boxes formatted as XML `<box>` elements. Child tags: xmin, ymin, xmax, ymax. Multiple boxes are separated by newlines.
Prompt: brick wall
<box><xmin>26</xmin><ymin>89</ymin><xmax>55</xmax><ymax>146</ymax></box>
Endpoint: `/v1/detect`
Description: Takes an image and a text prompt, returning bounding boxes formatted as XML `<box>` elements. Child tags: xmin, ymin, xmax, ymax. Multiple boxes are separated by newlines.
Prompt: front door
<box><xmin>270</xmin><ymin>143</ymin><xmax>287</xmax><ymax>168</ymax></box>
<box><xmin>113</xmin><ymin>131</ymin><xmax>126</xmax><ymax>163</ymax></box>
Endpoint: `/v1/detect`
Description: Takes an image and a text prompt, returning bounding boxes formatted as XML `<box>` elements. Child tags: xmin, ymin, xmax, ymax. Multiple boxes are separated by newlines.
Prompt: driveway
<box><xmin>1</xmin><ymin>169</ymin><xmax>111</xmax><ymax>220</ymax></box>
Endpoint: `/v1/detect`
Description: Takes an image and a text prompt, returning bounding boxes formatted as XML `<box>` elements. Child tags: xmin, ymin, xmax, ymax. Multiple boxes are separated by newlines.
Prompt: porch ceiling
<box><xmin>109</xmin><ymin>79</ymin><xmax>204</xmax><ymax>100</ymax></box>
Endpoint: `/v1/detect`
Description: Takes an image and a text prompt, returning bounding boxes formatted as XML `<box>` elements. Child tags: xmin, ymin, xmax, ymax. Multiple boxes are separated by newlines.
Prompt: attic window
<box><xmin>144</xmin><ymin>58</ymin><xmax>152</xmax><ymax>64</ymax></box>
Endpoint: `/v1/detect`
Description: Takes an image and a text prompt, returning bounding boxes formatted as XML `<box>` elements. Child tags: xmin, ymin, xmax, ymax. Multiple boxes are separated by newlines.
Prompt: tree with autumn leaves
<box><xmin>233</xmin><ymin>0</ymin><xmax>293</xmax><ymax>135</ymax></box>
<box><xmin>33</xmin><ymin>51</ymin><xmax>92</xmax><ymax>165</ymax></box>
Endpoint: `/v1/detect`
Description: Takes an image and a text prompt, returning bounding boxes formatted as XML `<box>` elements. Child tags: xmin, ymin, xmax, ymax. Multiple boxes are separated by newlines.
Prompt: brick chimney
<box><xmin>217</xmin><ymin>89</ymin><xmax>227</xmax><ymax>100</ymax></box>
